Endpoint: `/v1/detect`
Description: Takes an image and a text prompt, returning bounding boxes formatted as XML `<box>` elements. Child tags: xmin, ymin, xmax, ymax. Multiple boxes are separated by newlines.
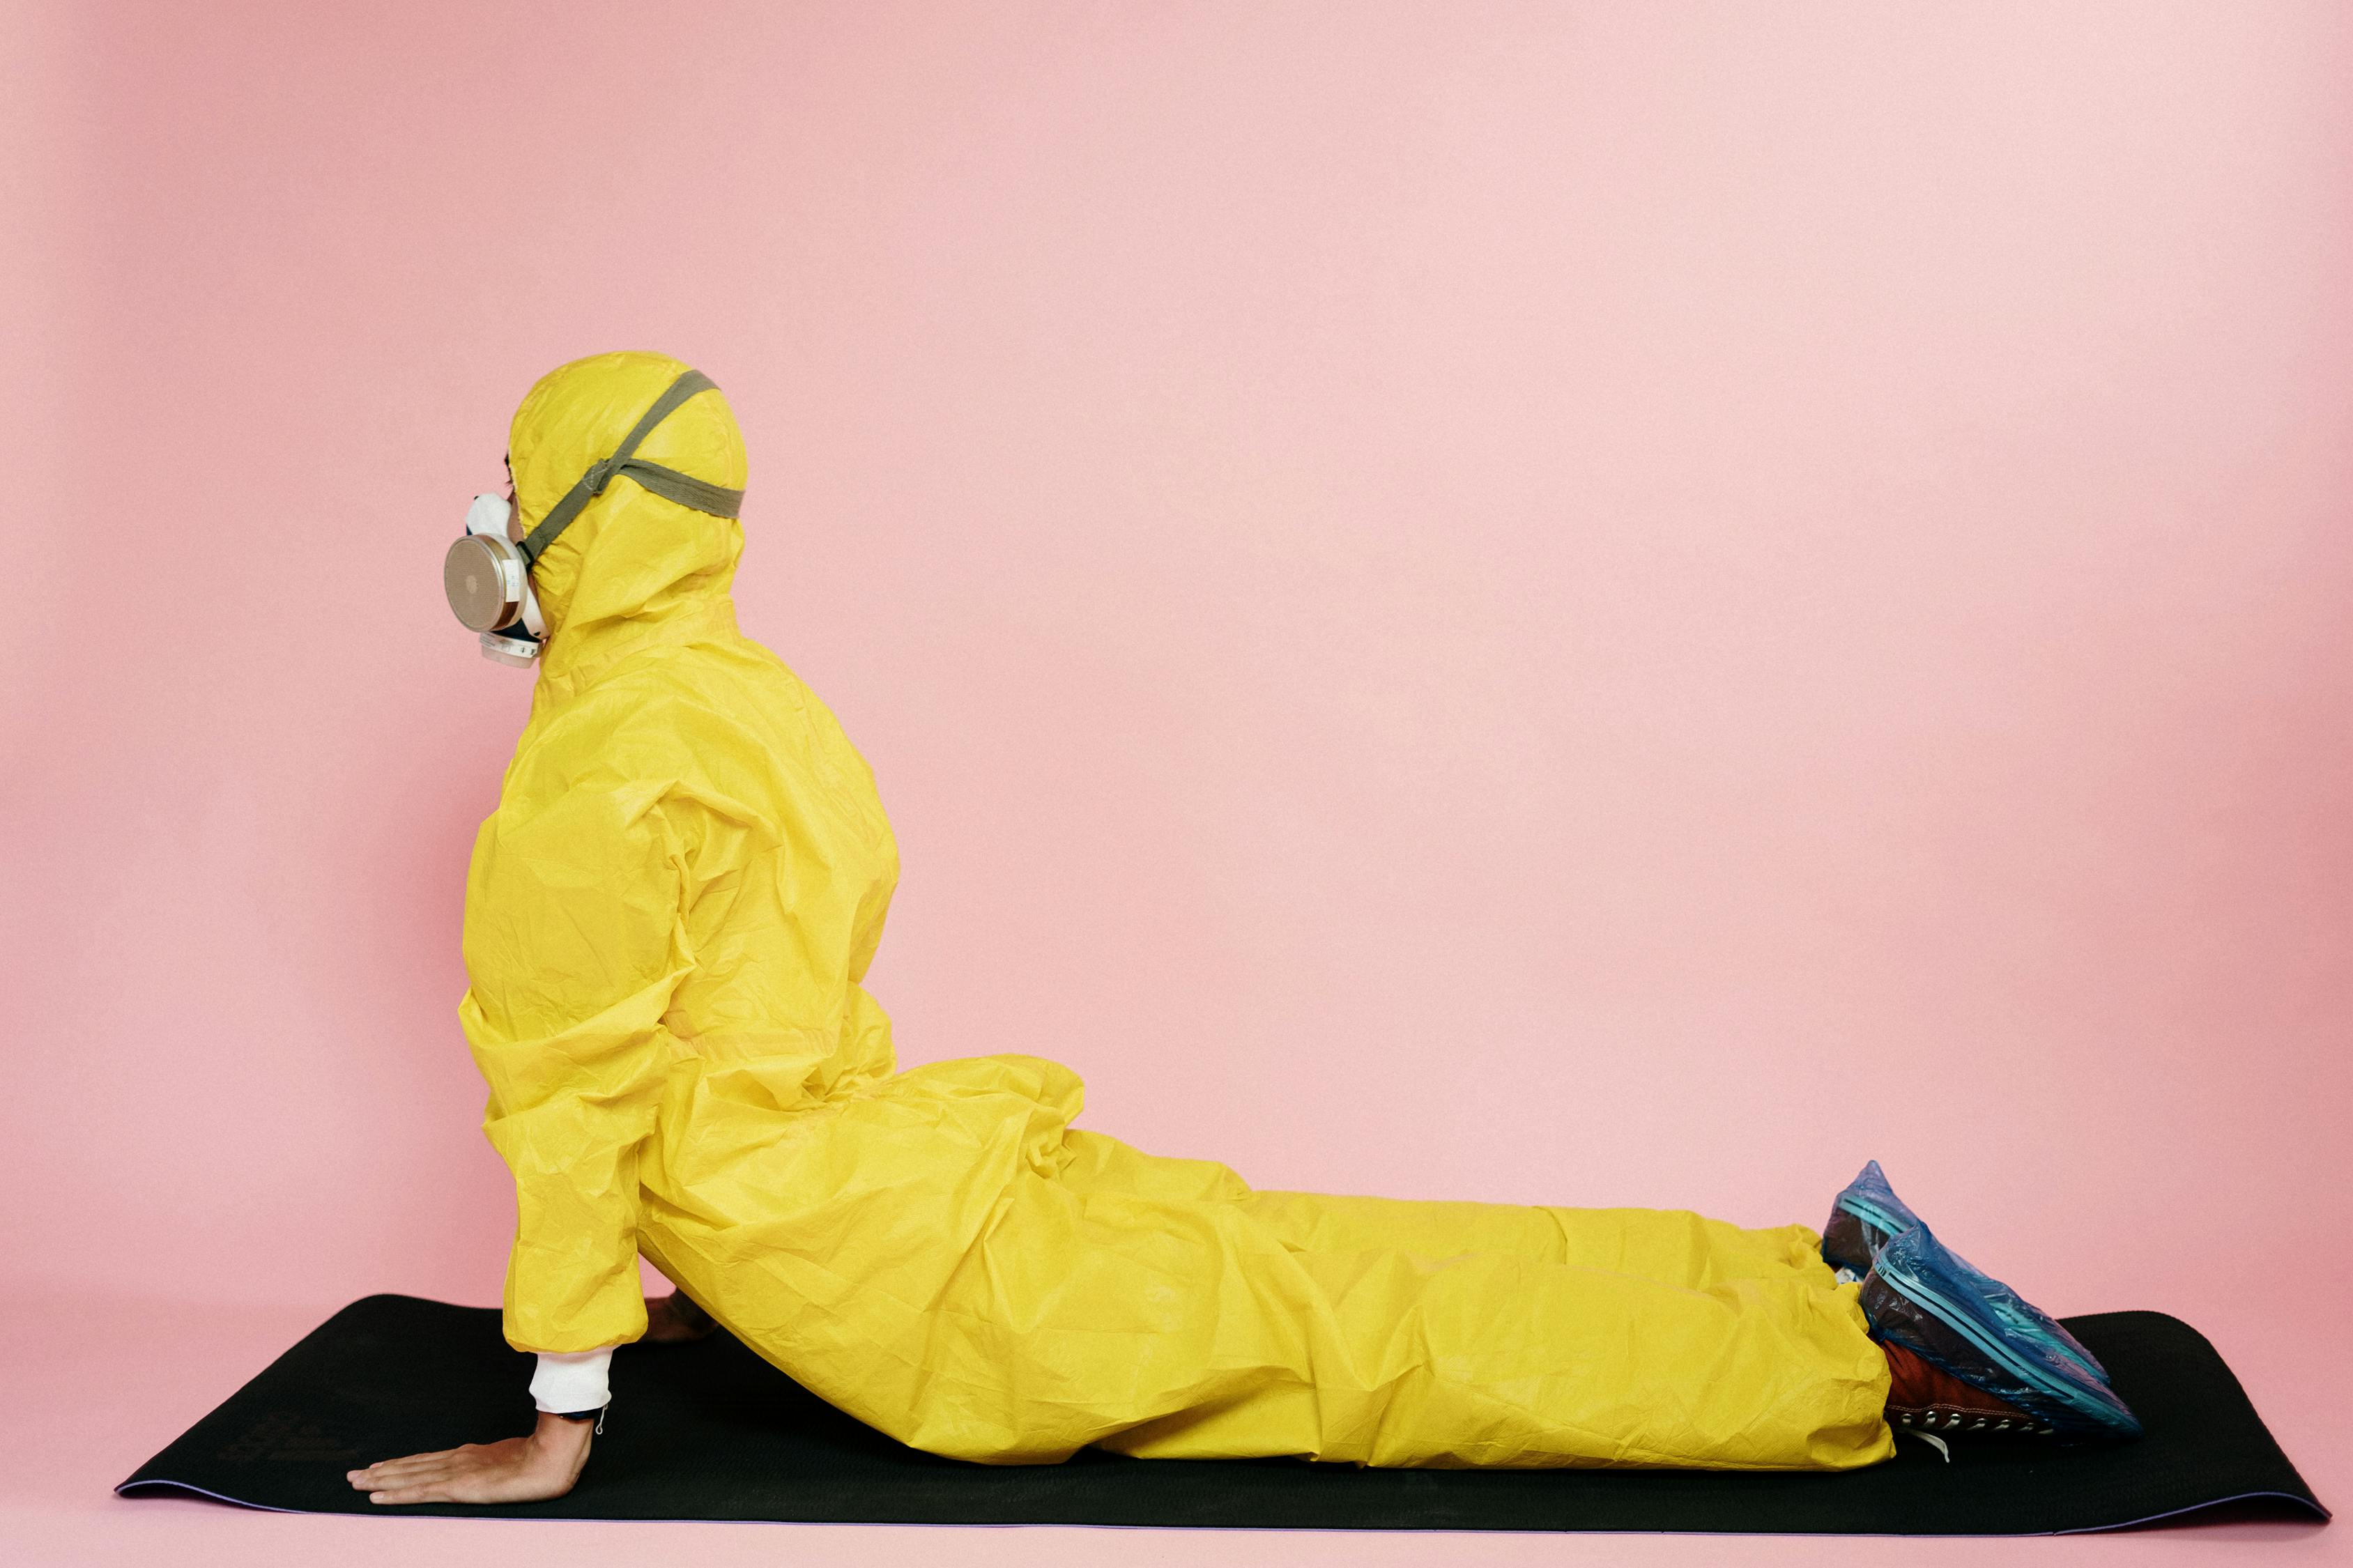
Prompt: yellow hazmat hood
<box><xmin>507</xmin><ymin>351</ymin><xmax>749</xmax><ymax>689</ymax></box>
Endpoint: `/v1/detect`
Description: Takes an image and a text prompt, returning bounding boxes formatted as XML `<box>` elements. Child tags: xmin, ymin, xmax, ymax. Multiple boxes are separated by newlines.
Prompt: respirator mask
<box><xmin>443</xmin><ymin>368</ymin><xmax>746</xmax><ymax>668</ymax></box>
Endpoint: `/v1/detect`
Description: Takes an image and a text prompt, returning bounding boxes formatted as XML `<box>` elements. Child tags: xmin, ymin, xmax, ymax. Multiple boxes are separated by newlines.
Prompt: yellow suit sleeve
<box><xmin>458</xmin><ymin>777</ymin><xmax>695</xmax><ymax>1354</ymax></box>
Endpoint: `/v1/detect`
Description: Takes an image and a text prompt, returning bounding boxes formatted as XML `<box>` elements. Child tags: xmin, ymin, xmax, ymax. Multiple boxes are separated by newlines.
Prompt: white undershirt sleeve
<box><xmin>529</xmin><ymin>1348</ymin><xmax>615</xmax><ymax>1413</ymax></box>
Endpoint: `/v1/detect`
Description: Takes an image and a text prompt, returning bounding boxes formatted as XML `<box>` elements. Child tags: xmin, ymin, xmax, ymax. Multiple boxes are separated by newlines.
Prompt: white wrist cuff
<box><xmin>529</xmin><ymin>1348</ymin><xmax>613</xmax><ymax>1413</ymax></box>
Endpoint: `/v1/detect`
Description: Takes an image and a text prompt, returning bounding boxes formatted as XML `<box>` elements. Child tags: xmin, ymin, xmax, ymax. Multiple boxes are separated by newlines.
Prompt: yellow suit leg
<box><xmin>1057</xmin><ymin>1137</ymin><xmax>1890</xmax><ymax>1468</ymax></box>
<box><xmin>647</xmin><ymin>1079</ymin><xmax>1892</xmax><ymax>1473</ymax></box>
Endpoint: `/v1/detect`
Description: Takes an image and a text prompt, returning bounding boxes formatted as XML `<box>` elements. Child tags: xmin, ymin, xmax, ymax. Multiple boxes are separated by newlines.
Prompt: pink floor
<box><xmin>6</xmin><ymin>1291</ymin><xmax>2338</xmax><ymax>1567</ymax></box>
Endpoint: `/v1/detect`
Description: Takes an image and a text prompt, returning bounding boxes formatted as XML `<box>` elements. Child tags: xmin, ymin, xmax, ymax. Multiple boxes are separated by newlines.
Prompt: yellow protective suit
<box><xmin>461</xmin><ymin>351</ymin><xmax>1894</xmax><ymax>1470</ymax></box>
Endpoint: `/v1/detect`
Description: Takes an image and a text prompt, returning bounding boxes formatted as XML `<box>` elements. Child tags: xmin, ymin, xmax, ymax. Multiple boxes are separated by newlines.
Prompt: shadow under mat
<box><xmin>119</xmin><ymin>1296</ymin><xmax>2329</xmax><ymax>1535</ymax></box>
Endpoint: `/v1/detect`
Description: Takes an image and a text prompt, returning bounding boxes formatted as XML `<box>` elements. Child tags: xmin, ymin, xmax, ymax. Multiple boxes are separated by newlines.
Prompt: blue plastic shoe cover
<box><xmin>1827</xmin><ymin>1161</ymin><xmax>2108</xmax><ymax>1383</ymax></box>
<box><xmin>1821</xmin><ymin>1160</ymin><xmax>1924</xmax><ymax>1277</ymax></box>
<box><xmin>1861</xmin><ymin>1224</ymin><xmax>2140</xmax><ymax>1438</ymax></box>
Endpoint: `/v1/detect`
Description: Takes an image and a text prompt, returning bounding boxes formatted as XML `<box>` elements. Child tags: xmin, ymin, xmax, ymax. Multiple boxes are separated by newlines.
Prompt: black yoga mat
<box><xmin>119</xmin><ymin>1294</ymin><xmax>2327</xmax><ymax>1535</ymax></box>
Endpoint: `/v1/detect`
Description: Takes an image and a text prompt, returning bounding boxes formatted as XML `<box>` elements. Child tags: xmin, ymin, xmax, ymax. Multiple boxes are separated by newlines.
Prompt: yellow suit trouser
<box><xmin>638</xmin><ymin>1054</ymin><xmax>1894</xmax><ymax>1470</ymax></box>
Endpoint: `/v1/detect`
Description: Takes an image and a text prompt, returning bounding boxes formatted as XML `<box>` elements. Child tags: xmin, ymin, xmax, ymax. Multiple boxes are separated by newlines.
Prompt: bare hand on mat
<box><xmin>346</xmin><ymin>1412</ymin><xmax>592</xmax><ymax>1505</ymax></box>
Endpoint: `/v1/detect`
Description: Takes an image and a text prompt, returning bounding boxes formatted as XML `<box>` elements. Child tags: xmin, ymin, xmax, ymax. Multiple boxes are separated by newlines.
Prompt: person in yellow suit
<box><xmin>351</xmin><ymin>353</ymin><xmax>2134</xmax><ymax>1506</ymax></box>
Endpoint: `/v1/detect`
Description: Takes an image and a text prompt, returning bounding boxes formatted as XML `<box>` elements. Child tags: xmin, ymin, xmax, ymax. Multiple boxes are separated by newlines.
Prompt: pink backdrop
<box><xmin>6</xmin><ymin>0</ymin><xmax>2350</xmax><ymax>1491</ymax></box>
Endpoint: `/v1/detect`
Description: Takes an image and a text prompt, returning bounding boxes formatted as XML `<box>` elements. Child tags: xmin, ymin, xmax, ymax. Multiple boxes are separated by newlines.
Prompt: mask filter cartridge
<box><xmin>443</xmin><ymin>493</ymin><xmax>545</xmax><ymax>666</ymax></box>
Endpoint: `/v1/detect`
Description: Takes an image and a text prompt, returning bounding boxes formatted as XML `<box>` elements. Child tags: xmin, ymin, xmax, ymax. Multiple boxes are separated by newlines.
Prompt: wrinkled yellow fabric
<box><xmin>461</xmin><ymin>351</ymin><xmax>1895</xmax><ymax>1470</ymax></box>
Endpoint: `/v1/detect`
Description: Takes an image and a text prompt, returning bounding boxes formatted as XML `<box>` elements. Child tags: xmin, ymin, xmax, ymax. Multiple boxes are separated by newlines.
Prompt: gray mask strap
<box><xmin>599</xmin><ymin>458</ymin><xmax>744</xmax><ymax>521</ymax></box>
<box><xmin>519</xmin><ymin>369</ymin><xmax>744</xmax><ymax>565</ymax></box>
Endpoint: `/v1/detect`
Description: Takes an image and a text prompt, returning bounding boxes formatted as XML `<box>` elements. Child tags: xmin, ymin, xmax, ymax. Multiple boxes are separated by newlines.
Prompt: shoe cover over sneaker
<box><xmin>1880</xmin><ymin>1340</ymin><xmax>2051</xmax><ymax>1436</ymax></box>
<box><xmin>1860</xmin><ymin>1224</ymin><xmax>2140</xmax><ymax>1439</ymax></box>
<box><xmin>1822</xmin><ymin>1160</ymin><xmax>1922</xmax><ymax>1279</ymax></box>
<box><xmin>1827</xmin><ymin>1162</ymin><xmax>2111</xmax><ymax>1385</ymax></box>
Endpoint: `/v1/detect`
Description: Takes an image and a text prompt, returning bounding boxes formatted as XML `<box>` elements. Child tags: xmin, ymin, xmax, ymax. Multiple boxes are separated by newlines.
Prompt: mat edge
<box><xmin>114</xmin><ymin>1477</ymin><xmax>2333</xmax><ymax>1535</ymax></box>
